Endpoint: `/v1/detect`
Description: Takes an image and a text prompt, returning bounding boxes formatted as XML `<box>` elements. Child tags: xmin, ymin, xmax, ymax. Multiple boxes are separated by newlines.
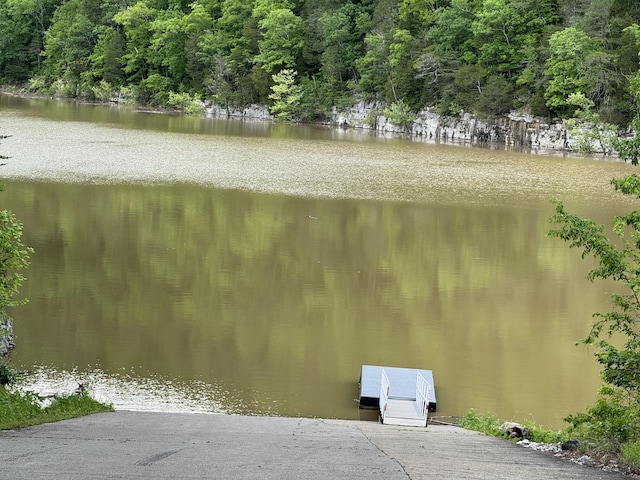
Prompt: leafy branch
<box><xmin>548</xmin><ymin>194</ymin><xmax>640</xmax><ymax>403</ymax></box>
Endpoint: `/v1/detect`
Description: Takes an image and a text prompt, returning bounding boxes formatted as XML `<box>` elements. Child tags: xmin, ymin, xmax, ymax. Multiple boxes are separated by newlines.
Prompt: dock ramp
<box><xmin>359</xmin><ymin>365</ymin><xmax>436</xmax><ymax>427</ymax></box>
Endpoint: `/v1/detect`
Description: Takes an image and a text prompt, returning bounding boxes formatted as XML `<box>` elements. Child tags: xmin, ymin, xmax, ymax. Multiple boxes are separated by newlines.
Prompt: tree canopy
<box><xmin>0</xmin><ymin>135</ymin><xmax>33</xmax><ymax>361</ymax></box>
<box><xmin>1</xmin><ymin>0</ymin><xmax>640</xmax><ymax>124</ymax></box>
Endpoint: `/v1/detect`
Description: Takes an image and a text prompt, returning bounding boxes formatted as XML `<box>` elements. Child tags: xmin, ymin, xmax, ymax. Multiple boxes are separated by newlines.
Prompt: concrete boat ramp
<box><xmin>0</xmin><ymin>411</ymin><xmax>627</xmax><ymax>479</ymax></box>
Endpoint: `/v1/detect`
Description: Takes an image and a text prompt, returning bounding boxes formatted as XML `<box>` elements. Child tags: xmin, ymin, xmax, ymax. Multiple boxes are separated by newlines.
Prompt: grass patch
<box><xmin>458</xmin><ymin>408</ymin><xmax>569</xmax><ymax>443</ymax></box>
<box><xmin>622</xmin><ymin>439</ymin><xmax>640</xmax><ymax>471</ymax></box>
<box><xmin>457</xmin><ymin>408</ymin><xmax>640</xmax><ymax>475</ymax></box>
<box><xmin>0</xmin><ymin>387</ymin><xmax>113</xmax><ymax>430</ymax></box>
<box><xmin>523</xmin><ymin>419</ymin><xmax>568</xmax><ymax>444</ymax></box>
<box><xmin>458</xmin><ymin>409</ymin><xmax>502</xmax><ymax>436</ymax></box>
<box><xmin>0</xmin><ymin>363</ymin><xmax>19</xmax><ymax>386</ymax></box>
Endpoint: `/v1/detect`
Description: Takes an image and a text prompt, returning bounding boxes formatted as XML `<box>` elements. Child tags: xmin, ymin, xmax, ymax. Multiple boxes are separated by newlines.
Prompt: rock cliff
<box><xmin>0</xmin><ymin>316</ymin><xmax>14</xmax><ymax>359</ymax></box>
<box><xmin>204</xmin><ymin>100</ymin><xmax>583</xmax><ymax>153</ymax></box>
<box><xmin>331</xmin><ymin>102</ymin><xmax>576</xmax><ymax>153</ymax></box>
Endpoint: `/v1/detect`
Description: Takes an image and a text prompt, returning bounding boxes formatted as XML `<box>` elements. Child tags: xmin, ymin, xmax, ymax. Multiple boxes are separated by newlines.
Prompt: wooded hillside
<box><xmin>2</xmin><ymin>0</ymin><xmax>640</xmax><ymax>125</ymax></box>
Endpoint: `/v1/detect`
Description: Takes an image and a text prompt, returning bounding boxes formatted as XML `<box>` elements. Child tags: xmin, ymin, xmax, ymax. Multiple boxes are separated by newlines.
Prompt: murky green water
<box><xmin>1</xmin><ymin>94</ymin><xmax>637</xmax><ymax>427</ymax></box>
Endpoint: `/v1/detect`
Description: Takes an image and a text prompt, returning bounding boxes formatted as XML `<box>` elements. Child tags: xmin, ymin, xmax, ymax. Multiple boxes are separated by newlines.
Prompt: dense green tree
<box><xmin>319</xmin><ymin>7</ymin><xmax>352</xmax><ymax>86</ymax></box>
<box><xmin>0</xmin><ymin>6</ymin><xmax>32</xmax><ymax>80</ymax></box>
<box><xmin>40</xmin><ymin>0</ymin><xmax>98</xmax><ymax>93</ymax></box>
<box><xmin>182</xmin><ymin>2</ymin><xmax>215</xmax><ymax>91</ymax></box>
<box><xmin>355</xmin><ymin>32</ymin><xmax>390</xmax><ymax>99</ymax></box>
<box><xmin>113</xmin><ymin>1</ymin><xmax>159</xmax><ymax>86</ymax></box>
<box><xmin>472</xmin><ymin>0</ymin><xmax>559</xmax><ymax>78</ymax></box>
<box><xmin>318</xmin><ymin>2</ymin><xmax>370</xmax><ymax>90</ymax></box>
<box><xmin>397</xmin><ymin>0</ymin><xmax>438</xmax><ymax>34</ymax></box>
<box><xmin>89</xmin><ymin>26</ymin><xmax>125</xmax><ymax>87</ymax></box>
<box><xmin>3</xmin><ymin>0</ymin><xmax>640</xmax><ymax>127</ymax></box>
<box><xmin>544</xmin><ymin>26</ymin><xmax>603</xmax><ymax>115</ymax></box>
<box><xmin>0</xmin><ymin>0</ymin><xmax>62</xmax><ymax>80</ymax></box>
<box><xmin>472</xmin><ymin>0</ymin><xmax>524</xmax><ymax>73</ymax></box>
<box><xmin>205</xmin><ymin>52</ymin><xmax>239</xmax><ymax>109</ymax></box>
<box><xmin>452</xmin><ymin>63</ymin><xmax>486</xmax><ymax>111</ymax></box>
<box><xmin>268</xmin><ymin>68</ymin><xmax>302</xmax><ymax>120</ymax></box>
<box><xmin>147</xmin><ymin>10</ymin><xmax>188</xmax><ymax>88</ymax></box>
<box><xmin>611</xmin><ymin>36</ymin><xmax>640</xmax><ymax>165</ymax></box>
<box><xmin>570</xmin><ymin>0</ymin><xmax>613</xmax><ymax>40</ymax></box>
<box><xmin>255</xmin><ymin>7</ymin><xmax>305</xmax><ymax>75</ymax></box>
<box><xmin>425</xmin><ymin>1</ymin><xmax>475</xmax><ymax>59</ymax></box>
<box><xmin>420</xmin><ymin>2</ymin><xmax>473</xmax><ymax>112</ymax></box>
<box><xmin>197</xmin><ymin>0</ymin><xmax>259</xmax><ymax>106</ymax></box>
<box><xmin>477</xmin><ymin>74</ymin><xmax>514</xmax><ymax>115</ymax></box>
<box><xmin>388</xmin><ymin>28</ymin><xmax>421</xmax><ymax>106</ymax></box>
<box><xmin>370</xmin><ymin>0</ymin><xmax>399</xmax><ymax>34</ymax></box>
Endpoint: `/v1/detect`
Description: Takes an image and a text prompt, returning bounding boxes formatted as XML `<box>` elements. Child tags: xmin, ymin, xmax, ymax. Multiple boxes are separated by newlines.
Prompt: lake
<box><xmin>1</xmin><ymin>94</ymin><xmax>637</xmax><ymax>427</ymax></box>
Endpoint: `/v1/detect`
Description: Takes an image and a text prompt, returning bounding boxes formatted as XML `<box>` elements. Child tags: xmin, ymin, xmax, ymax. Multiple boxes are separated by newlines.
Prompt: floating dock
<box><xmin>359</xmin><ymin>365</ymin><xmax>436</xmax><ymax>412</ymax></box>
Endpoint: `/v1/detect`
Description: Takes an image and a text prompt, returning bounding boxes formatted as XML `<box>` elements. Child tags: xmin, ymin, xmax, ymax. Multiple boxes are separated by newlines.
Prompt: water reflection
<box><xmin>1</xmin><ymin>181</ymin><xmax>619</xmax><ymax>427</ymax></box>
<box><xmin>1</xmin><ymin>96</ymin><xmax>638</xmax><ymax>428</ymax></box>
<box><xmin>0</xmin><ymin>94</ymin><xmax>350</xmax><ymax>140</ymax></box>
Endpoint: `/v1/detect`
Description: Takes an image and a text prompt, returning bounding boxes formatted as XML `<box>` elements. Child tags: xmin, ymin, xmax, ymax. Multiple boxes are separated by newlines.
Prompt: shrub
<box><xmin>0</xmin><ymin>363</ymin><xmax>17</xmax><ymax>386</ymax></box>
<box><xmin>167</xmin><ymin>92</ymin><xmax>203</xmax><ymax>115</ymax></box>
<box><xmin>383</xmin><ymin>100</ymin><xmax>415</xmax><ymax>132</ymax></box>
<box><xmin>564</xmin><ymin>387</ymin><xmax>640</xmax><ymax>451</ymax></box>
<box><xmin>622</xmin><ymin>439</ymin><xmax>640</xmax><ymax>470</ymax></box>
<box><xmin>522</xmin><ymin>419</ymin><xmax>568</xmax><ymax>444</ymax></box>
<box><xmin>268</xmin><ymin>69</ymin><xmax>303</xmax><ymax>121</ymax></box>
<box><xmin>458</xmin><ymin>409</ymin><xmax>501</xmax><ymax>436</ymax></box>
<box><xmin>91</xmin><ymin>80</ymin><xmax>114</xmax><ymax>102</ymax></box>
<box><xmin>459</xmin><ymin>408</ymin><xmax>569</xmax><ymax>443</ymax></box>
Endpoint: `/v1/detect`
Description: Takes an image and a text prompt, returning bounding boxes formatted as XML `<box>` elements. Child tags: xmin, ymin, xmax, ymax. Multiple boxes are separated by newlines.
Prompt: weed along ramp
<box><xmin>0</xmin><ymin>411</ymin><xmax>628</xmax><ymax>479</ymax></box>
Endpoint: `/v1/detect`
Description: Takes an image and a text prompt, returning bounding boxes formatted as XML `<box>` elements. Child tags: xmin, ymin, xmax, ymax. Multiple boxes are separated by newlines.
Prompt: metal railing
<box><xmin>416</xmin><ymin>372</ymin><xmax>431</xmax><ymax>424</ymax></box>
<box><xmin>379</xmin><ymin>369</ymin><xmax>390</xmax><ymax>423</ymax></box>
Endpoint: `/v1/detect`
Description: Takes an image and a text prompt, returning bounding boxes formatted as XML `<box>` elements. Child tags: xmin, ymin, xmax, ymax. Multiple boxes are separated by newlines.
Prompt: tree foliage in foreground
<box><xmin>0</xmin><ymin>210</ymin><xmax>32</xmax><ymax>319</ymax></box>
<box><xmin>545</xmin><ymin>69</ymin><xmax>640</xmax><ymax>456</ymax></box>
<box><xmin>0</xmin><ymin>135</ymin><xmax>33</xmax><ymax>361</ymax></box>
<box><xmin>548</xmin><ymin>140</ymin><xmax>640</xmax><ymax>454</ymax></box>
<box><xmin>548</xmin><ymin>171</ymin><xmax>640</xmax><ymax>456</ymax></box>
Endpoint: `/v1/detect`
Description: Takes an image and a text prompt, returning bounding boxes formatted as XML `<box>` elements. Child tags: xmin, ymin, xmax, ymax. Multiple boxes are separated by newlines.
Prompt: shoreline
<box><xmin>0</xmin><ymin>88</ymin><xmax>612</xmax><ymax>159</ymax></box>
<box><xmin>0</xmin><ymin>411</ymin><xmax>633</xmax><ymax>479</ymax></box>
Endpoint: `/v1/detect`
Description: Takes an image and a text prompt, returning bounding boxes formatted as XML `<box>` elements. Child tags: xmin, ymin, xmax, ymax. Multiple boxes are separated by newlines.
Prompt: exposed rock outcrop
<box><xmin>200</xmin><ymin>99</ymin><xmax>615</xmax><ymax>155</ymax></box>
<box><xmin>0</xmin><ymin>315</ymin><xmax>15</xmax><ymax>359</ymax></box>
<box><xmin>205</xmin><ymin>103</ymin><xmax>272</xmax><ymax>120</ymax></box>
<box><xmin>331</xmin><ymin>101</ymin><xmax>576</xmax><ymax>153</ymax></box>
<box><xmin>499</xmin><ymin>421</ymin><xmax>531</xmax><ymax>440</ymax></box>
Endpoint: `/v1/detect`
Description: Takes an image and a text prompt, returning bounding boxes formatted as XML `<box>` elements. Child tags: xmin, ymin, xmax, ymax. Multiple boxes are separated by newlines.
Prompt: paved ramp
<box><xmin>0</xmin><ymin>412</ymin><xmax>627</xmax><ymax>479</ymax></box>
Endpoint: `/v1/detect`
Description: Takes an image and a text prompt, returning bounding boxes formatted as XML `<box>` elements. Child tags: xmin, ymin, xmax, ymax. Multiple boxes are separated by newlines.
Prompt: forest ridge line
<box><xmin>1</xmin><ymin>0</ymin><xmax>640</xmax><ymax>134</ymax></box>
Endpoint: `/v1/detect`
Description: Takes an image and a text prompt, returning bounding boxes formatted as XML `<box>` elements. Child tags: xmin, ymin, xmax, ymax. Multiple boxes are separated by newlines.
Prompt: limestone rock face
<box><xmin>204</xmin><ymin>99</ymin><xmax>607</xmax><ymax>154</ymax></box>
<box><xmin>206</xmin><ymin>104</ymin><xmax>272</xmax><ymax>120</ymax></box>
<box><xmin>0</xmin><ymin>316</ymin><xmax>14</xmax><ymax>359</ymax></box>
<box><xmin>331</xmin><ymin>102</ymin><xmax>577</xmax><ymax>153</ymax></box>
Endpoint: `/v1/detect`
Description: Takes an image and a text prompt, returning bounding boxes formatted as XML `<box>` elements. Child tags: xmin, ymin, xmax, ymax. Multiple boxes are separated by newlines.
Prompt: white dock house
<box><xmin>359</xmin><ymin>365</ymin><xmax>436</xmax><ymax>427</ymax></box>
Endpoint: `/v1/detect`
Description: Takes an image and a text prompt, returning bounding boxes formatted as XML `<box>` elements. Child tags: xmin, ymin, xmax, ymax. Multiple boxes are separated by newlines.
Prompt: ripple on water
<box><xmin>14</xmin><ymin>365</ymin><xmax>232</xmax><ymax>414</ymax></box>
